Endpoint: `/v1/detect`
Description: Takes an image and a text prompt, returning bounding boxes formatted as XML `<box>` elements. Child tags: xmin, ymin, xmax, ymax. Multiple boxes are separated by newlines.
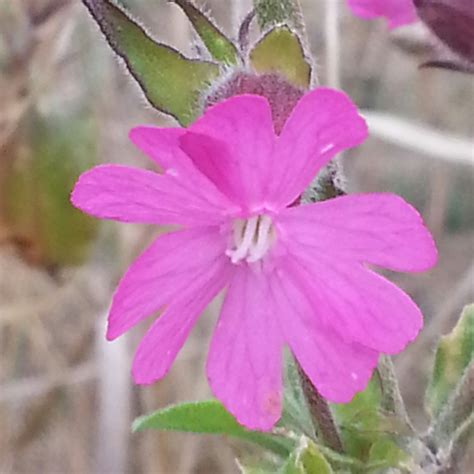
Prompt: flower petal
<box><xmin>207</xmin><ymin>266</ymin><xmax>283</xmax><ymax>431</ymax></box>
<box><xmin>268</xmin><ymin>88</ymin><xmax>368</xmax><ymax>208</ymax></box>
<box><xmin>128</xmin><ymin>127</ymin><xmax>185</xmax><ymax>170</ymax></box>
<box><xmin>71</xmin><ymin>164</ymin><xmax>232</xmax><ymax>227</ymax></box>
<box><xmin>347</xmin><ymin>0</ymin><xmax>418</xmax><ymax>29</ymax></box>
<box><xmin>132</xmin><ymin>261</ymin><xmax>229</xmax><ymax>384</ymax></box>
<box><xmin>277</xmin><ymin>193</ymin><xmax>437</xmax><ymax>272</ymax></box>
<box><xmin>107</xmin><ymin>227</ymin><xmax>231</xmax><ymax>340</ymax></box>
<box><xmin>183</xmin><ymin>94</ymin><xmax>276</xmax><ymax>210</ymax></box>
<box><xmin>270</xmin><ymin>267</ymin><xmax>379</xmax><ymax>403</ymax></box>
<box><xmin>284</xmin><ymin>253</ymin><xmax>424</xmax><ymax>354</ymax></box>
<box><xmin>129</xmin><ymin>126</ymin><xmax>237</xmax><ymax>212</ymax></box>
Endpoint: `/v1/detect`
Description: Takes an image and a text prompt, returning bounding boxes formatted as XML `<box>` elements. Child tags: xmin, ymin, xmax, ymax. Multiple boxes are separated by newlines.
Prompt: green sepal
<box><xmin>133</xmin><ymin>399</ymin><xmax>295</xmax><ymax>456</ymax></box>
<box><xmin>82</xmin><ymin>0</ymin><xmax>220</xmax><ymax>125</ymax></box>
<box><xmin>249</xmin><ymin>26</ymin><xmax>311</xmax><ymax>89</ymax></box>
<box><xmin>170</xmin><ymin>0</ymin><xmax>240</xmax><ymax>65</ymax></box>
<box><xmin>425</xmin><ymin>304</ymin><xmax>474</xmax><ymax>417</ymax></box>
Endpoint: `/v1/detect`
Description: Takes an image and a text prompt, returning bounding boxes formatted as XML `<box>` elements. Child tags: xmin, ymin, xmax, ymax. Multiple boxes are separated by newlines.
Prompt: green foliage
<box><xmin>82</xmin><ymin>0</ymin><xmax>220</xmax><ymax>125</ymax></box>
<box><xmin>170</xmin><ymin>0</ymin><xmax>240</xmax><ymax>65</ymax></box>
<box><xmin>281</xmin><ymin>437</ymin><xmax>334</xmax><ymax>474</ymax></box>
<box><xmin>4</xmin><ymin>113</ymin><xmax>98</xmax><ymax>266</ymax></box>
<box><xmin>332</xmin><ymin>378</ymin><xmax>383</xmax><ymax>460</ymax></box>
<box><xmin>331</xmin><ymin>376</ymin><xmax>409</xmax><ymax>471</ymax></box>
<box><xmin>133</xmin><ymin>399</ymin><xmax>294</xmax><ymax>456</ymax></box>
<box><xmin>367</xmin><ymin>438</ymin><xmax>409</xmax><ymax>472</ymax></box>
<box><xmin>426</xmin><ymin>304</ymin><xmax>474</xmax><ymax>417</ymax></box>
<box><xmin>250</xmin><ymin>27</ymin><xmax>311</xmax><ymax>89</ymax></box>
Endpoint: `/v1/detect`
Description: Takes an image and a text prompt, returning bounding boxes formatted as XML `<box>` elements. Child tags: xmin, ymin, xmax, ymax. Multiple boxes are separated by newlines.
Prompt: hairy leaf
<box><xmin>170</xmin><ymin>0</ymin><xmax>240</xmax><ymax>65</ymax></box>
<box><xmin>133</xmin><ymin>399</ymin><xmax>294</xmax><ymax>456</ymax></box>
<box><xmin>82</xmin><ymin>0</ymin><xmax>220</xmax><ymax>124</ymax></box>
<box><xmin>280</xmin><ymin>352</ymin><xmax>315</xmax><ymax>437</ymax></box>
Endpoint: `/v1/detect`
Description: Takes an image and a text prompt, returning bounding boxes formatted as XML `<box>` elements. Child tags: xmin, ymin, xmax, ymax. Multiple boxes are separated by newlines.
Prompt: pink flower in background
<box><xmin>71</xmin><ymin>89</ymin><xmax>437</xmax><ymax>430</ymax></box>
<box><xmin>347</xmin><ymin>0</ymin><xmax>418</xmax><ymax>29</ymax></box>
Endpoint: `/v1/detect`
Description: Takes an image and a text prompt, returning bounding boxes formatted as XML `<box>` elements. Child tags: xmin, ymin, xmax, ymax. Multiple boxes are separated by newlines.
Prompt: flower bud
<box><xmin>206</xmin><ymin>72</ymin><xmax>304</xmax><ymax>134</ymax></box>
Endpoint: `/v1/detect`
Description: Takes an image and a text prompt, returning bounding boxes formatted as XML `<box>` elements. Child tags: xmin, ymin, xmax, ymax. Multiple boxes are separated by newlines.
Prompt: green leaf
<box><xmin>4</xmin><ymin>112</ymin><xmax>98</xmax><ymax>266</ymax></box>
<box><xmin>426</xmin><ymin>304</ymin><xmax>474</xmax><ymax>417</ymax></box>
<box><xmin>170</xmin><ymin>0</ymin><xmax>240</xmax><ymax>65</ymax></box>
<box><xmin>249</xmin><ymin>26</ymin><xmax>311</xmax><ymax>89</ymax></box>
<box><xmin>82</xmin><ymin>0</ymin><xmax>220</xmax><ymax>124</ymax></box>
<box><xmin>281</xmin><ymin>437</ymin><xmax>334</xmax><ymax>474</ymax></box>
<box><xmin>331</xmin><ymin>377</ymin><xmax>383</xmax><ymax>461</ymax></box>
<box><xmin>133</xmin><ymin>399</ymin><xmax>294</xmax><ymax>456</ymax></box>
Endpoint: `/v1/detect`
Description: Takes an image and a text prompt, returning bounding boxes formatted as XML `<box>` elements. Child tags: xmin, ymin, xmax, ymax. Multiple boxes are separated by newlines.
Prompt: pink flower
<box><xmin>347</xmin><ymin>0</ymin><xmax>418</xmax><ymax>29</ymax></box>
<box><xmin>71</xmin><ymin>89</ymin><xmax>437</xmax><ymax>430</ymax></box>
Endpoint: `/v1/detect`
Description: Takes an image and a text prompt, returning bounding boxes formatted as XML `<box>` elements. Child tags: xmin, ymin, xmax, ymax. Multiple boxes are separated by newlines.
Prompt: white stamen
<box><xmin>227</xmin><ymin>216</ymin><xmax>258</xmax><ymax>264</ymax></box>
<box><xmin>247</xmin><ymin>215</ymin><xmax>273</xmax><ymax>262</ymax></box>
<box><xmin>232</xmin><ymin>219</ymin><xmax>246</xmax><ymax>248</ymax></box>
<box><xmin>226</xmin><ymin>215</ymin><xmax>275</xmax><ymax>264</ymax></box>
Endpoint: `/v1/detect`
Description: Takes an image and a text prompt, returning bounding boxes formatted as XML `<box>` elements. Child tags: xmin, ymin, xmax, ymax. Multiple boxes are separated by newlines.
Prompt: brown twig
<box><xmin>296</xmin><ymin>361</ymin><xmax>344</xmax><ymax>453</ymax></box>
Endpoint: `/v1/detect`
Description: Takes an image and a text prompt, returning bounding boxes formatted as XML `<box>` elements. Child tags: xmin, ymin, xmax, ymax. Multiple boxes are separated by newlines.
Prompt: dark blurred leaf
<box><xmin>133</xmin><ymin>399</ymin><xmax>294</xmax><ymax>456</ymax></box>
<box><xmin>4</xmin><ymin>113</ymin><xmax>98</xmax><ymax>266</ymax></box>
<box><xmin>82</xmin><ymin>0</ymin><xmax>220</xmax><ymax>124</ymax></box>
<box><xmin>249</xmin><ymin>26</ymin><xmax>311</xmax><ymax>88</ymax></box>
<box><xmin>414</xmin><ymin>0</ymin><xmax>474</xmax><ymax>66</ymax></box>
<box><xmin>170</xmin><ymin>0</ymin><xmax>240</xmax><ymax>65</ymax></box>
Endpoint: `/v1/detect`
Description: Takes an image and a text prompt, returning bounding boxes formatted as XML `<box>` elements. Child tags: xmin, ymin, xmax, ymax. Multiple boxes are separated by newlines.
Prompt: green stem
<box><xmin>427</xmin><ymin>361</ymin><xmax>474</xmax><ymax>450</ymax></box>
<box><xmin>254</xmin><ymin>0</ymin><xmax>307</xmax><ymax>42</ymax></box>
<box><xmin>439</xmin><ymin>413</ymin><xmax>474</xmax><ymax>474</ymax></box>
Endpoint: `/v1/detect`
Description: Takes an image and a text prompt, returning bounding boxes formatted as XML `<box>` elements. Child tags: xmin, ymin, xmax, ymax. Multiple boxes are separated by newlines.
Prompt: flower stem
<box><xmin>296</xmin><ymin>361</ymin><xmax>344</xmax><ymax>453</ymax></box>
<box><xmin>253</xmin><ymin>0</ymin><xmax>308</xmax><ymax>44</ymax></box>
<box><xmin>426</xmin><ymin>361</ymin><xmax>474</xmax><ymax>450</ymax></box>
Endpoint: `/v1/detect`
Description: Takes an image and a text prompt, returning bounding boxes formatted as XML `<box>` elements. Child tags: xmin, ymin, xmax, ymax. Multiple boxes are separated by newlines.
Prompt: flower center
<box><xmin>226</xmin><ymin>215</ymin><xmax>276</xmax><ymax>264</ymax></box>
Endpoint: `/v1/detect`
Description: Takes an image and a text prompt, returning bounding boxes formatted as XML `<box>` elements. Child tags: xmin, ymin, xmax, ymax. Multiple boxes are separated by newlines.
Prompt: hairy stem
<box><xmin>254</xmin><ymin>0</ymin><xmax>307</xmax><ymax>42</ymax></box>
<box><xmin>439</xmin><ymin>413</ymin><xmax>474</xmax><ymax>474</ymax></box>
<box><xmin>296</xmin><ymin>362</ymin><xmax>344</xmax><ymax>453</ymax></box>
<box><xmin>427</xmin><ymin>361</ymin><xmax>474</xmax><ymax>450</ymax></box>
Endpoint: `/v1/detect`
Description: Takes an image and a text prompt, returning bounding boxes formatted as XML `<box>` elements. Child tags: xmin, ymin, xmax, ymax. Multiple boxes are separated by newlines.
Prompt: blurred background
<box><xmin>0</xmin><ymin>0</ymin><xmax>473</xmax><ymax>472</ymax></box>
